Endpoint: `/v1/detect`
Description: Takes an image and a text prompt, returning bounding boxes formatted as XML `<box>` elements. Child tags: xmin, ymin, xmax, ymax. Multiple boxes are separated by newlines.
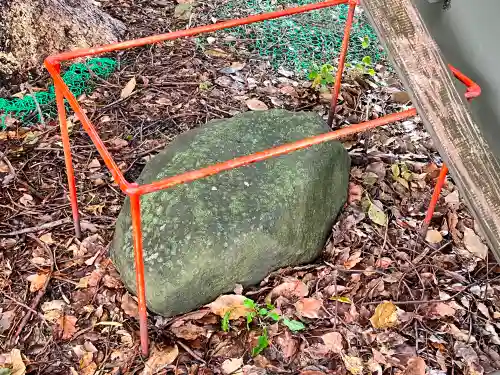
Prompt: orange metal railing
<box><xmin>44</xmin><ymin>0</ymin><xmax>478</xmax><ymax>356</ymax></box>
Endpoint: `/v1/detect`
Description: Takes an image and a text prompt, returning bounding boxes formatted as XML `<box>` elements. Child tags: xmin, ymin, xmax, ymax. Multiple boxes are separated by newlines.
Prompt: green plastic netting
<box><xmin>0</xmin><ymin>57</ymin><xmax>116</xmax><ymax>128</ymax></box>
<box><xmin>210</xmin><ymin>0</ymin><xmax>384</xmax><ymax>76</ymax></box>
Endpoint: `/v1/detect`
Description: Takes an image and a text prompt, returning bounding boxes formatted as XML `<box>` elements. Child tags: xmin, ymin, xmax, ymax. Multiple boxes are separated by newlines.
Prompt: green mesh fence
<box><xmin>210</xmin><ymin>0</ymin><xmax>384</xmax><ymax>76</ymax></box>
<box><xmin>0</xmin><ymin>57</ymin><xmax>116</xmax><ymax>129</ymax></box>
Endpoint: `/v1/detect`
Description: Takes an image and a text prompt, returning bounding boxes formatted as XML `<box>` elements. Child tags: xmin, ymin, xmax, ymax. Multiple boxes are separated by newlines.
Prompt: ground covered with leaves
<box><xmin>1</xmin><ymin>1</ymin><xmax>500</xmax><ymax>374</ymax></box>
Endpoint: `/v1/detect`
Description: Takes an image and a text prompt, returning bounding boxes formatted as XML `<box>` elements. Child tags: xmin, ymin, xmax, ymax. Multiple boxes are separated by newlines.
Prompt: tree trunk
<box><xmin>0</xmin><ymin>0</ymin><xmax>125</xmax><ymax>80</ymax></box>
<box><xmin>362</xmin><ymin>0</ymin><xmax>500</xmax><ymax>261</ymax></box>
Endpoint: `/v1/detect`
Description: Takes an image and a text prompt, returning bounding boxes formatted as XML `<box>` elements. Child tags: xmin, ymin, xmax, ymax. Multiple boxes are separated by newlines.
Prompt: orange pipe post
<box><xmin>422</xmin><ymin>164</ymin><xmax>448</xmax><ymax>234</ymax></box>
<box><xmin>55</xmin><ymin>83</ymin><xmax>82</xmax><ymax>239</ymax></box>
<box><xmin>130</xmin><ymin>193</ymin><xmax>149</xmax><ymax>356</ymax></box>
<box><xmin>327</xmin><ymin>0</ymin><xmax>357</xmax><ymax>127</ymax></box>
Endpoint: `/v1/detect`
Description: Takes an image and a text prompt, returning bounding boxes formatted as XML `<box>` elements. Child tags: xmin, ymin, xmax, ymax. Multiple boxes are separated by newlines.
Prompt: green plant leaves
<box><xmin>267</xmin><ymin>312</ymin><xmax>281</xmax><ymax>322</ymax></box>
<box><xmin>243</xmin><ymin>298</ymin><xmax>257</xmax><ymax>309</ymax></box>
<box><xmin>362</xmin><ymin>35</ymin><xmax>370</xmax><ymax>49</ymax></box>
<box><xmin>222</xmin><ymin>310</ymin><xmax>231</xmax><ymax>332</ymax></box>
<box><xmin>309</xmin><ymin>64</ymin><xmax>335</xmax><ymax>88</ymax></box>
<box><xmin>283</xmin><ymin>319</ymin><xmax>306</xmax><ymax>332</ymax></box>
<box><xmin>362</xmin><ymin>56</ymin><xmax>372</xmax><ymax>65</ymax></box>
<box><xmin>252</xmin><ymin>330</ymin><xmax>269</xmax><ymax>356</ymax></box>
<box><xmin>258</xmin><ymin>308</ymin><xmax>268</xmax><ymax>316</ymax></box>
<box><xmin>368</xmin><ymin>202</ymin><xmax>387</xmax><ymax>226</ymax></box>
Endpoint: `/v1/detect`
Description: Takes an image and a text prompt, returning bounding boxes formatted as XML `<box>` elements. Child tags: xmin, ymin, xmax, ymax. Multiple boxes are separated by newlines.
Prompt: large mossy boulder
<box><xmin>111</xmin><ymin>109</ymin><xmax>350</xmax><ymax>316</ymax></box>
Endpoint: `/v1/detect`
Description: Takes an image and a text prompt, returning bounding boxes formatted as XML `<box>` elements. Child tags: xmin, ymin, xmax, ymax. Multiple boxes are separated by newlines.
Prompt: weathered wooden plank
<box><xmin>361</xmin><ymin>0</ymin><xmax>500</xmax><ymax>259</ymax></box>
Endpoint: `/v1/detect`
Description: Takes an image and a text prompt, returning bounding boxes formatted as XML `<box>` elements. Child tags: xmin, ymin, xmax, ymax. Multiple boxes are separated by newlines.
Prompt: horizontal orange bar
<box><xmin>126</xmin><ymin>108</ymin><xmax>417</xmax><ymax>196</ymax></box>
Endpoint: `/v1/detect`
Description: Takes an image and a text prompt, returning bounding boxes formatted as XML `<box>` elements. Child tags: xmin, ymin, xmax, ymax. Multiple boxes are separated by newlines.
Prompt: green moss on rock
<box><xmin>111</xmin><ymin>109</ymin><xmax>350</xmax><ymax>316</ymax></box>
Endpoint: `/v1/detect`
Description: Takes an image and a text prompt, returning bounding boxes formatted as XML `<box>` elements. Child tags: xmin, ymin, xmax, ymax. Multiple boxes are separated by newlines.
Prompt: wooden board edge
<box><xmin>361</xmin><ymin>0</ymin><xmax>500</xmax><ymax>260</ymax></box>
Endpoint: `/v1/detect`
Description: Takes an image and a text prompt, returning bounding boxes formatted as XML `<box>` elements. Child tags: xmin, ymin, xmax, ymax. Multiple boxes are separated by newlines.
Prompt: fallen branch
<box><xmin>0</xmin><ymin>217</ymin><xmax>72</xmax><ymax>236</ymax></box>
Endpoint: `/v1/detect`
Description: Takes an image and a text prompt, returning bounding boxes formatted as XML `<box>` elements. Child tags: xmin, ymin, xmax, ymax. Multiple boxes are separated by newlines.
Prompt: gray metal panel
<box><xmin>414</xmin><ymin>0</ymin><xmax>500</xmax><ymax>156</ymax></box>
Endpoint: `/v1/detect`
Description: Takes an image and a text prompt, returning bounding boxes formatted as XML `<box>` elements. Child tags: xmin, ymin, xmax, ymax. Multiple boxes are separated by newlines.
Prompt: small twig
<box><xmin>176</xmin><ymin>340</ymin><xmax>206</xmax><ymax>364</ymax></box>
<box><xmin>26</xmin><ymin>85</ymin><xmax>46</xmax><ymax>127</ymax></box>
<box><xmin>0</xmin><ymin>217</ymin><xmax>72</xmax><ymax>236</ymax></box>
<box><xmin>0</xmin><ymin>292</ymin><xmax>49</xmax><ymax>327</ymax></box>
<box><xmin>324</xmin><ymin>261</ymin><xmax>388</xmax><ymax>276</ymax></box>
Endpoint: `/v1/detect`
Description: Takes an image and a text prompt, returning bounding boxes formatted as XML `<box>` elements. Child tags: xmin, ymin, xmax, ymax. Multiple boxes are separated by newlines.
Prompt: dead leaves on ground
<box><xmin>142</xmin><ymin>345</ymin><xmax>179</xmax><ymax>375</ymax></box>
<box><xmin>56</xmin><ymin>314</ymin><xmax>78</xmax><ymax>340</ymax></box>
<box><xmin>26</xmin><ymin>272</ymin><xmax>49</xmax><ymax>292</ymax></box>
<box><xmin>208</xmin><ymin>294</ymin><xmax>252</xmax><ymax>319</ymax></box>
<box><xmin>370</xmin><ymin>301</ymin><xmax>399</xmax><ymax>329</ymax></box>
<box><xmin>120</xmin><ymin>77</ymin><xmax>137</xmax><ymax>99</ymax></box>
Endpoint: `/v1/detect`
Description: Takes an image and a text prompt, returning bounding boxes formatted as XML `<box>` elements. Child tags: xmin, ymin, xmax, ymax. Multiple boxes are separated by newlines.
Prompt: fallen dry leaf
<box><xmin>342</xmin><ymin>355</ymin><xmax>363</xmax><ymax>375</ymax></box>
<box><xmin>0</xmin><ymin>160</ymin><xmax>10</xmax><ymax>173</ymax></box>
<box><xmin>295</xmin><ymin>298</ymin><xmax>323</xmax><ymax>319</ymax></box>
<box><xmin>344</xmin><ymin>251</ymin><xmax>362</xmax><ymax>269</ymax></box>
<box><xmin>121</xmin><ymin>293</ymin><xmax>139</xmax><ymax>319</ymax></box>
<box><xmin>41</xmin><ymin>300</ymin><xmax>66</xmax><ymax>311</ymax></box>
<box><xmin>31</xmin><ymin>256</ymin><xmax>51</xmax><ymax>266</ymax></box>
<box><xmin>208</xmin><ymin>294</ymin><xmax>251</xmax><ymax>319</ymax></box>
<box><xmin>205</xmin><ymin>48</ymin><xmax>231</xmax><ymax>58</ymax></box>
<box><xmin>27</xmin><ymin>272</ymin><xmax>49</xmax><ymax>292</ymax></box>
<box><xmin>445</xmin><ymin>190</ymin><xmax>460</xmax><ymax>210</ymax></box>
<box><xmin>402</xmin><ymin>357</ymin><xmax>426</xmax><ymax>375</ymax></box>
<box><xmin>463</xmin><ymin>228</ymin><xmax>488</xmax><ymax>260</ymax></box>
<box><xmin>174</xmin><ymin>3</ymin><xmax>192</xmax><ymax>19</ymax></box>
<box><xmin>88</xmin><ymin>158</ymin><xmax>101</xmax><ymax>171</ymax></box>
<box><xmin>0</xmin><ymin>310</ymin><xmax>15</xmax><ymax>333</ymax></box>
<box><xmin>368</xmin><ymin>202</ymin><xmax>387</xmax><ymax>226</ymax></box>
<box><xmin>348</xmin><ymin>183</ymin><xmax>363</xmax><ymax>204</ymax></box>
<box><xmin>322</xmin><ymin>331</ymin><xmax>344</xmax><ymax>354</ymax></box>
<box><xmin>57</xmin><ymin>315</ymin><xmax>78</xmax><ymax>340</ymax></box>
<box><xmin>171</xmin><ymin>322</ymin><xmax>207</xmax><ymax>340</ymax></box>
<box><xmin>19</xmin><ymin>193</ymin><xmax>33</xmax><ymax>206</ymax></box>
<box><xmin>80</xmin><ymin>351</ymin><xmax>97</xmax><ymax>375</ymax></box>
<box><xmin>425</xmin><ymin>229</ymin><xmax>443</xmax><ymax>244</ymax></box>
<box><xmin>142</xmin><ymin>345</ymin><xmax>179</xmax><ymax>375</ymax></box>
<box><xmin>427</xmin><ymin>302</ymin><xmax>455</xmax><ymax>318</ymax></box>
<box><xmin>375</xmin><ymin>257</ymin><xmax>392</xmax><ymax>269</ymax></box>
<box><xmin>102</xmin><ymin>274</ymin><xmax>122</xmax><ymax>289</ymax></box>
<box><xmin>234</xmin><ymin>284</ymin><xmax>244</xmax><ymax>295</ymax></box>
<box><xmin>246</xmin><ymin>98</ymin><xmax>268</xmax><ymax>111</ymax></box>
<box><xmin>221</xmin><ymin>358</ymin><xmax>244</xmax><ymax>375</ymax></box>
<box><xmin>120</xmin><ymin>77</ymin><xmax>137</xmax><ymax>99</ymax></box>
<box><xmin>4</xmin><ymin>349</ymin><xmax>26</xmax><ymax>375</ymax></box>
<box><xmin>41</xmin><ymin>300</ymin><xmax>66</xmax><ymax>322</ymax></box>
<box><xmin>267</xmin><ymin>280</ymin><xmax>308</xmax><ymax>301</ymax></box>
<box><xmin>447</xmin><ymin>323</ymin><xmax>477</xmax><ymax>343</ymax></box>
<box><xmin>370</xmin><ymin>301</ymin><xmax>399</xmax><ymax>329</ymax></box>
<box><xmin>372</xmin><ymin>348</ymin><xmax>387</xmax><ymax>365</ymax></box>
<box><xmin>477</xmin><ymin>302</ymin><xmax>490</xmax><ymax>318</ymax></box>
<box><xmin>276</xmin><ymin>331</ymin><xmax>298</xmax><ymax>359</ymax></box>
<box><xmin>39</xmin><ymin>233</ymin><xmax>54</xmax><ymax>244</ymax></box>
